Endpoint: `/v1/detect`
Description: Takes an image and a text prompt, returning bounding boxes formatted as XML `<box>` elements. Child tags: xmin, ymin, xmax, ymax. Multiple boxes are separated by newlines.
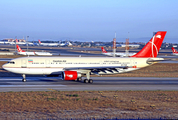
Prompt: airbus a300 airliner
<box><xmin>3</xmin><ymin>31</ymin><xmax>167</xmax><ymax>83</ymax></box>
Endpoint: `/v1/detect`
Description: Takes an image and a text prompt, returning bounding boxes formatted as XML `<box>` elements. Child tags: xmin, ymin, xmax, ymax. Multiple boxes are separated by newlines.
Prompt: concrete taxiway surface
<box><xmin>0</xmin><ymin>45</ymin><xmax>104</xmax><ymax>56</ymax></box>
<box><xmin>0</xmin><ymin>77</ymin><xmax>178</xmax><ymax>92</ymax></box>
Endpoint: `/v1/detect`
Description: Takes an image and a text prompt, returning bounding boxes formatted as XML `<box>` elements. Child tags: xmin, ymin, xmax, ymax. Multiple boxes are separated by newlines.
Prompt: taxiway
<box><xmin>0</xmin><ymin>77</ymin><xmax>178</xmax><ymax>92</ymax></box>
<box><xmin>0</xmin><ymin>45</ymin><xmax>178</xmax><ymax>92</ymax></box>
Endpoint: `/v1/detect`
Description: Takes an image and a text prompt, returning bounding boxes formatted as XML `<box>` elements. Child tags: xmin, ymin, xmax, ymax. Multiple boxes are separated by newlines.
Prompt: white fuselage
<box><xmin>17</xmin><ymin>52</ymin><xmax>52</xmax><ymax>56</ymax></box>
<box><xmin>39</xmin><ymin>43</ymin><xmax>59</xmax><ymax>46</ymax></box>
<box><xmin>9</xmin><ymin>42</ymin><xmax>26</xmax><ymax>45</ymax></box>
<box><xmin>35</xmin><ymin>52</ymin><xmax>52</xmax><ymax>56</ymax></box>
<box><xmin>102</xmin><ymin>52</ymin><xmax>136</xmax><ymax>57</ymax></box>
<box><xmin>2</xmin><ymin>57</ymin><xmax>163</xmax><ymax>75</ymax></box>
<box><xmin>17</xmin><ymin>52</ymin><xmax>35</xmax><ymax>56</ymax></box>
<box><xmin>0</xmin><ymin>41</ymin><xmax>5</xmax><ymax>44</ymax></box>
<box><xmin>172</xmin><ymin>53</ymin><xmax>178</xmax><ymax>56</ymax></box>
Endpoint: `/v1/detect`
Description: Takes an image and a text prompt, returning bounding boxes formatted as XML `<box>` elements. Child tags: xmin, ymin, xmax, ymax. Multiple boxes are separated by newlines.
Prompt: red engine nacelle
<box><xmin>62</xmin><ymin>71</ymin><xmax>81</xmax><ymax>80</ymax></box>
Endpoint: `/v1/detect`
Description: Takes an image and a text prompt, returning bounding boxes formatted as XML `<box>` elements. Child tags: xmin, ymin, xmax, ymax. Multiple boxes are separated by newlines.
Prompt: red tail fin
<box><xmin>101</xmin><ymin>47</ymin><xmax>107</xmax><ymax>53</ymax></box>
<box><xmin>172</xmin><ymin>47</ymin><xmax>178</xmax><ymax>53</ymax></box>
<box><xmin>38</xmin><ymin>39</ymin><xmax>41</xmax><ymax>43</ymax></box>
<box><xmin>131</xmin><ymin>31</ymin><xmax>167</xmax><ymax>58</ymax></box>
<box><xmin>16</xmin><ymin>45</ymin><xmax>25</xmax><ymax>52</ymax></box>
<box><xmin>16</xmin><ymin>39</ymin><xmax>18</xmax><ymax>42</ymax></box>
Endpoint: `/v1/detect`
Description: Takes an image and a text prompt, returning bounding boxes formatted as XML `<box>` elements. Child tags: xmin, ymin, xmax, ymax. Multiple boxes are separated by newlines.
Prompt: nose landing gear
<box><xmin>22</xmin><ymin>74</ymin><xmax>26</xmax><ymax>82</ymax></box>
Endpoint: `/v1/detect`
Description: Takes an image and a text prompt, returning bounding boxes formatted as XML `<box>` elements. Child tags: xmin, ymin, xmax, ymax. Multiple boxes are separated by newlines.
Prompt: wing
<box><xmin>63</xmin><ymin>66</ymin><xmax>130</xmax><ymax>70</ymax></box>
<box><xmin>63</xmin><ymin>66</ymin><xmax>132</xmax><ymax>75</ymax></box>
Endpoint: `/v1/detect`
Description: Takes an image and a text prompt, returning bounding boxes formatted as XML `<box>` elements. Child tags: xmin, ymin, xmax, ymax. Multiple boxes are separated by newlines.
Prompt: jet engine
<box><xmin>62</xmin><ymin>71</ymin><xmax>81</xmax><ymax>80</ymax></box>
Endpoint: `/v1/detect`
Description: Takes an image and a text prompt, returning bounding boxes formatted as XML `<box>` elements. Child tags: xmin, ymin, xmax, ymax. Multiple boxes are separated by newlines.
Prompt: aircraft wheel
<box><xmin>77</xmin><ymin>78</ymin><xmax>82</xmax><ymax>82</ymax></box>
<box><xmin>89</xmin><ymin>79</ymin><xmax>93</xmax><ymax>84</ymax></box>
<box><xmin>22</xmin><ymin>79</ymin><xmax>26</xmax><ymax>82</ymax></box>
<box><xmin>84</xmin><ymin>79</ymin><xmax>89</xmax><ymax>83</ymax></box>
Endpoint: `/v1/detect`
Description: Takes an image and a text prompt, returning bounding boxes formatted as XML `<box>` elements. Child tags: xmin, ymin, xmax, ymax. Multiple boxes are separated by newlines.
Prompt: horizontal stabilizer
<box><xmin>146</xmin><ymin>58</ymin><xmax>164</xmax><ymax>64</ymax></box>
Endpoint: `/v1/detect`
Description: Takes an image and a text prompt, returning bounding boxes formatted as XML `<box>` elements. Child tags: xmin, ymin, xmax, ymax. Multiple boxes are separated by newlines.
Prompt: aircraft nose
<box><xmin>2</xmin><ymin>63</ymin><xmax>8</xmax><ymax>70</ymax></box>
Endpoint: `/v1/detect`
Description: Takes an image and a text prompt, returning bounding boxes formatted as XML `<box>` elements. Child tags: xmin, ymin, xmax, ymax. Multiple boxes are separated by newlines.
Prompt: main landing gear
<box><xmin>75</xmin><ymin>78</ymin><xmax>82</xmax><ymax>82</ymax></box>
<box><xmin>84</xmin><ymin>79</ymin><xmax>93</xmax><ymax>84</ymax></box>
<box><xmin>22</xmin><ymin>74</ymin><xmax>26</xmax><ymax>82</ymax></box>
<box><xmin>85</xmin><ymin>71</ymin><xmax>93</xmax><ymax>84</ymax></box>
<box><xmin>75</xmin><ymin>78</ymin><xmax>93</xmax><ymax>84</ymax></box>
<box><xmin>75</xmin><ymin>72</ymin><xmax>93</xmax><ymax>84</ymax></box>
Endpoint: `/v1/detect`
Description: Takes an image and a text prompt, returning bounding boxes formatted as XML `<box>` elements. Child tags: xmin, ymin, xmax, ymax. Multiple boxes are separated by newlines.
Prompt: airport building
<box><xmin>1</xmin><ymin>38</ymin><xmax>26</xmax><ymax>42</ymax></box>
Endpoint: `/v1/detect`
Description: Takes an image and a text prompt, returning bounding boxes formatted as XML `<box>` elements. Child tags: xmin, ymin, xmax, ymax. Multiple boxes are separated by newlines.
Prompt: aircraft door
<box><xmin>21</xmin><ymin>59</ymin><xmax>27</xmax><ymax>68</ymax></box>
<box><xmin>130</xmin><ymin>59</ymin><xmax>136</xmax><ymax>68</ymax></box>
<box><xmin>99</xmin><ymin>61</ymin><xmax>103</xmax><ymax>66</ymax></box>
<box><xmin>45</xmin><ymin>60</ymin><xmax>50</xmax><ymax>68</ymax></box>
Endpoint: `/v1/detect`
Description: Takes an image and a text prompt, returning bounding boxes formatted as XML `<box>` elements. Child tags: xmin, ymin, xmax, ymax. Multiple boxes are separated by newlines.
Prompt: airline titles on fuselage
<box><xmin>28</xmin><ymin>59</ymin><xmax>133</xmax><ymax>66</ymax></box>
<box><xmin>53</xmin><ymin>60</ymin><xmax>67</xmax><ymax>62</ymax></box>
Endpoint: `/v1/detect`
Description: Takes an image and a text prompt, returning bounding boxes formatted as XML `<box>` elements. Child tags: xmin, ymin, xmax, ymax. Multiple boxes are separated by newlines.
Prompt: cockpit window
<box><xmin>8</xmin><ymin>61</ymin><xmax>15</xmax><ymax>64</ymax></box>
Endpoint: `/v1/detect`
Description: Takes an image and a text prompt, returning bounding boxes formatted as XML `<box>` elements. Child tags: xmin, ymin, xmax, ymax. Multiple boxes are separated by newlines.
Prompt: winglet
<box><xmin>131</xmin><ymin>31</ymin><xmax>167</xmax><ymax>58</ymax></box>
<box><xmin>101</xmin><ymin>47</ymin><xmax>107</xmax><ymax>53</ymax></box>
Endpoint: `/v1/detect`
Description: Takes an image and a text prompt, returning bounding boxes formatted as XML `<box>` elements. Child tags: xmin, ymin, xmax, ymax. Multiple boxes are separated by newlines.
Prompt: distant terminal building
<box><xmin>1</xmin><ymin>38</ymin><xmax>26</xmax><ymax>42</ymax></box>
<box><xmin>116</xmin><ymin>44</ymin><xmax>140</xmax><ymax>48</ymax></box>
<box><xmin>2</xmin><ymin>38</ymin><xmax>15</xmax><ymax>42</ymax></box>
<box><xmin>173</xmin><ymin>45</ymin><xmax>177</xmax><ymax>48</ymax></box>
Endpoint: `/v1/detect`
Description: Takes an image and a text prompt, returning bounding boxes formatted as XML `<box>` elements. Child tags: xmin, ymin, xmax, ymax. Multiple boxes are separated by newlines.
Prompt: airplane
<box><xmin>171</xmin><ymin>47</ymin><xmax>178</xmax><ymax>56</ymax></box>
<box><xmin>16</xmin><ymin>45</ymin><xmax>53</xmax><ymax>56</ymax></box>
<box><xmin>16</xmin><ymin>39</ymin><xmax>34</xmax><ymax>46</ymax></box>
<box><xmin>38</xmin><ymin>40</ymin><xmax>60</xmax><ymax>47</ymax></box>
<box><xmin>38</xmin><ymin>40</ymin><xmax>69</xmax><ymax>47</ymax></box>
<box><xmin>2</xmin><ymin>31</ymin><xmax>167</xmax><ymax>83</ymax></box>
<box><xmin>15</xmin><ymin>39</ymin><xmax>34</xmax><ymax>46</ymax></box>
<box><xmin>101</xmin><ymin>47</ymin><xmax>136</xmax><ymax>57</ymax></box>
<box><xmin>0</xmin><ymin>41</ymin><xmax>5</xmax><ymax>44</ymax></box>
<box><xmin>26</xmin><ymin>41</ymin><xmax>34</xmax><ymax>46</ymax></box>
<box><xmin>8</xmin><ymin>39</ymin><xmax>26</xmax><ymax>45</ymax></box>
<box><xmin>16</xmin><ymin>39</ymin><xmax>27</xmax><ymax>45</ymax></box>
<box><xmin>58</xmin><ymin>41</ymin><xmax>69</xmax><ymax>47</ymax></box>
<box><xmin>1</xmin><ymin>40</ymin><xmax>15</xmax><ymax>45</ymax></box>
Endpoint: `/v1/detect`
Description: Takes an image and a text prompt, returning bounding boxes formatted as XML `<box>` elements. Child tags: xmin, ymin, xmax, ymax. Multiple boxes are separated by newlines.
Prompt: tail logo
<box><xmin>17</xmin><ymin>46</ymin><xmax>21</xmax><ymax>52</ymax></box>
<box><xmin>131</xmin><ymin>31</ymin><xmax>166</xmax><ymax>58</ymax></box>
<box><xmin>150</xmin><ymin>34</ymin><xmax>162</xmax><ymax>57</ymax></box>
<box><xmin>156</xmin><ymin>35</ymin><xmax>161</xmax><ymax>39</ymax></box>
<box><xmin>101</xmin><ymin>47</ymin><xmax>107</xmax><ymax>53</ymax></box>
<box><xmin>17</xmin><ymin>47</ymin><xmax>21</xmax><ymax>51</ymax></box>
<box><xmin>38</xmin><ymin>40</ymin><xmax>41</xmax><ymax>43</ymax></box>
<box><xmin>16</xmin><ymin>45</ymin><xmax>23</xmax><ymax>52</ymax></box>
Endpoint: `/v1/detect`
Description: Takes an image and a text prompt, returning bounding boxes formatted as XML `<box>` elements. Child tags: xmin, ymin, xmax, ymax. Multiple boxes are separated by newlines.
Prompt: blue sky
<box><xmin>0</xmin><ymin>0</ymin><xmax>178</xmax><ymax>43</ymax></box>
